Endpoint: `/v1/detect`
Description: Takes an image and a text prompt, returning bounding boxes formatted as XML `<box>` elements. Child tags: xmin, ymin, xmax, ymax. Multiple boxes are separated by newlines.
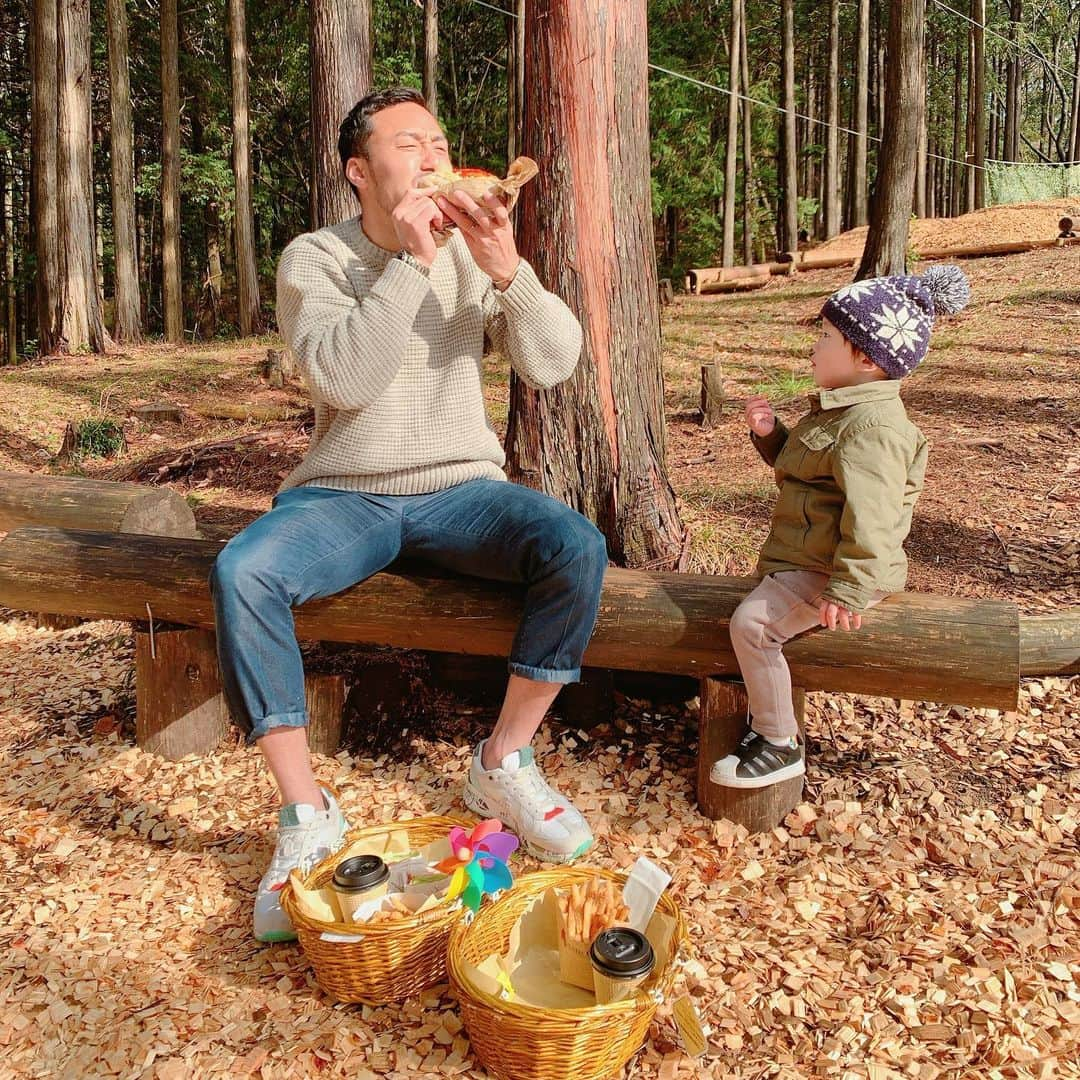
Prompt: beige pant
<box><xmin>729</xmin><ymin>571</ymin><xmax>883</xmax><ymax>740</ymax></box>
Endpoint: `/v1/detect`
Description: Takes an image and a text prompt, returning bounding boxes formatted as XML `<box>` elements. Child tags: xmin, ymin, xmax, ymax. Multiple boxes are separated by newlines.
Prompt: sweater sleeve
<box><xmin>483</xmin><ymin>259</ymin><xmax>583</xmax><ymax>390</ymax></box>
<box><xmin>276</xmin><ymin>235</ymin><xmax>432</xmax><ymax>410</ymax></box>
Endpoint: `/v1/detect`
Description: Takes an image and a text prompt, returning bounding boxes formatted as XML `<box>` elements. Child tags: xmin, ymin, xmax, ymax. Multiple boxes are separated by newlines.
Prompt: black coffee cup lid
<box><xmin>589</xmin><ymin>926</ymin><xmax>655</xmax><ymax>978</ymax></box>
<box><xmin>333</xmin><ymin>854</ymin><xmax>389</xmax><ymax>892</ymax></box>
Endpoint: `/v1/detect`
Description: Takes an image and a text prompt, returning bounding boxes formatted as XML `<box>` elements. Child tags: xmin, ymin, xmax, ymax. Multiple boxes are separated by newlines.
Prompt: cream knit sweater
<box><xmin>275</xmin><ymin>217</ymin><xmax>583</xmax><ymax>495</ymax></box>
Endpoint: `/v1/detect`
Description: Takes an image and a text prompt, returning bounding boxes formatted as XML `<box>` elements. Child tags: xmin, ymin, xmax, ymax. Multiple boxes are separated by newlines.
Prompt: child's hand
<box><xmin>818</xmin><ymin>599</ymin><xmax>862</xmax><ymax>631</ymax></box>
<box><xmin>745</xmin><ymin>395</ymin><xmax>776</xmax><ymax>437</ymax></box>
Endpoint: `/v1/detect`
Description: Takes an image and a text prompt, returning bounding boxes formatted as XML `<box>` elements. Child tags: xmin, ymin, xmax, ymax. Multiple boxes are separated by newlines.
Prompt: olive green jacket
<box><xmin>751</xmin><ymin>380</ymin><xmax>928</xmax><ymax>612</ymax></box>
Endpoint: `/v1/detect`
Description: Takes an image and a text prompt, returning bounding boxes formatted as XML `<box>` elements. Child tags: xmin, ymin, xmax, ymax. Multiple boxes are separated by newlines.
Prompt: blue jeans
<box><xmin>209</xmin><ymin>479</ymin><xmax>608</xmax><ymax>742</ymax></box>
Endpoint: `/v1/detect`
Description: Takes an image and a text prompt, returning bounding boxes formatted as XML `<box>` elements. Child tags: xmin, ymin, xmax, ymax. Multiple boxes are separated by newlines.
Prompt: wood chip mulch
<box><xmin>1</xmin><ymin>610</ymin><xmax>1077</xmax><ymax>1079</ymax></box>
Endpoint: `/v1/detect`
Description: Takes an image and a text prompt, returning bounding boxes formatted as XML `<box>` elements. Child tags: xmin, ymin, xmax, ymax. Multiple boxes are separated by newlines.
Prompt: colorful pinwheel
<box><xmin>436</xmin><ymin>819</ymin><xmax>519</xmax><ymax>912</ymax></box>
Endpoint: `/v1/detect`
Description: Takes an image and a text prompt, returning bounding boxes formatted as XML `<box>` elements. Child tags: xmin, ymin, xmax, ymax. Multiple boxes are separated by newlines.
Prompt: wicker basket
<box><xmin>448</xmin><ymin>866</ymin><xmax>688</xmax><ymax>1080</ymax></box>
<box><xmin>281</xmin><ymin>815</ymin><xmax>470</xmax><ymax>1004</ymax></box>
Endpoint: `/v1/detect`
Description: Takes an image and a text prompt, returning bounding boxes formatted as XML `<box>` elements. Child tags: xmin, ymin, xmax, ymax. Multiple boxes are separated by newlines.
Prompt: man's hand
<box><xmin>435</xmin><ymin>190</ymin><xmax>520</xmax><ymax>286</ymax></box>
<box><xmin>818</xmin><ymin>599</ymin><xmax>862</xmax><ymax>631</ymax></box>
<box><xmin>745</xmin><ymin>395</ymin><xmax>776</xmax><ymax>437</ymax></box>
<box><xmin>391</xmin><ymin>189</ymin><xmax>443</xmax><ymax>268</ymax></box>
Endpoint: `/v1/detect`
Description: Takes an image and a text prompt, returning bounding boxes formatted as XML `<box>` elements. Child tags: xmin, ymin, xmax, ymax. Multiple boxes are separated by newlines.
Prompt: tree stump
<box><xmin>133</xmin><ymin>402</ymin><xmax>184</xmax><ymax>424</ymax></box>
<box><xmin>658</xmin><ymin>278</ymin><xmax>675</xmax><ymax>305</ymax></box>
<box><xmin>306</xmin><ymin>672</ymin><xmax>346</xmax><ymax>756</ymax></box>
<box><xmin>700</xmin><ymin>364</ymin><xmax>725</xmax><ymax>428</ymax></box>
<box><xmin>136</xmin><ymin>626</ymin><xmax>229</xmax><ymax>760</ymax></box>
<box><xmin>260</xmin><ymin>348</ymin><xmax>285</xmax><ymax>388</ymax></box>
<box><xmin>695</xmin><ymin>677</ymin><xmax>806</xmax><ymax>832</ymax></box>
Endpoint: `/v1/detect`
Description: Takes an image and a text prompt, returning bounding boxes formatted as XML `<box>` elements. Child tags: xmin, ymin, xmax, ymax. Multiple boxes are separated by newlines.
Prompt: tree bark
<box><xmin>310</xmin><ymin>0</ymin><xmax>372</xmax><ymax>228</ymax></box>
<box><xmin>1004</xmin><ymin>0</ymin><xmax>1022</xmax><ymax>162</ymax></box>
<box><xmin>856</xmin><ymin>0</ymin><xmax>925</xmax><ymax>278</ymax></box>
<box><xmin>952</xmin><ymin>44</ymin><xmax>963</xmax><ymax>216</ymax></box>
<box><xmin>779</xmin><ymin>0</ymin><xmax>799</xmax><ymax>251</ymax></box>
<box><xmin>824</xmin><ymin>0</ymin><xmax>841</xmax><ymax>237</ymax></box>
<box><xmin>423</xmin><ymin>0</ymin><xmax>438</xmax><ymax>117</ymax></box>
<box><xmin>31</xmin><ymin>0</ymin><xmax>61</xmax><ymax>355</ymax></box>
<box><xmin>227</xmin><ymin>0</ymin><xmax>262</xmax><ymax>336</ymax></box>
<box><xmin>105</xmin><ymin>0</ymin><xmax>141</xmax><ymax>344</ymax></box>
<box><xmin>506</xmin><ymin>0</ymin><xmax>683</xmax><ymax>569</ymax></box>
<box><xmin>739</xmin><ymin>8</ymin><xmax>753</xmax><ymax>265</ymax></box>
<box><xmin>721</xmin><ymin>0</ymin><xmax>742</xmax><ymax>267</ymax></box>
<box><xmin>852</xmin><ymin>0</ymin><xmax>870</xmax><ymax>227</ymax></box>
<box><xmin>160</xmin><ymin>0</ymin><xmax>183</xmax><ymax>343</ymax></box>
<box><xmin>2</xmin><ymin>151</ymin><xmax>15</xmax><ymax>365</ymax></box>
<box><xmin>972</xmin><ymin>0</ymin><xmax>986</xmax><ymax>207</ymax></box>
<box><xmin>57</xmin><ymin>0</ymin><xmax>105</xmax><ymax>353</ymax></box>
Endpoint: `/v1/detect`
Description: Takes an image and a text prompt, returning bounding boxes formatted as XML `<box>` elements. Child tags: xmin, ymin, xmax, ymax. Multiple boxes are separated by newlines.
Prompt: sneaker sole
<box><xmin>709</xmin><ymin>759</ymin><xmax>806</xmax><ymax>790</ymax></box>
<box><xmin>463</xmin><ymin>781</ymin><xmax>594</xmax><ymax>865</ymax></box>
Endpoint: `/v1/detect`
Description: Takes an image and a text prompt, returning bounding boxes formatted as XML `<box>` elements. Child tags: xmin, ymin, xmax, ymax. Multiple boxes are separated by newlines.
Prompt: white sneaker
<box><xmin>254</xmin><ymin>787</ymin><xmax>348</xmax><ymax>943</ymax></box>
<box><xmin>464</xmin><ymin>741</ymin><xmax>594</xmax><ymax>864</ymax></box>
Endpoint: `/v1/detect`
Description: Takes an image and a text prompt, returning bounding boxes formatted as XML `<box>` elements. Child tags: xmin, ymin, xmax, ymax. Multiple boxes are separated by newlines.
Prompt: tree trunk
<box><xmin>739</xmin><ymin>8</ymin><xmax>753</xmax><ymax>266</ymax></box>
<box><xmin>952</xmin><ymin>45</ymin><xmax>963</xmax><ymax>216</ymax></box>
<box><xmin>423</xmin><ymin>0</ymin><xmax>438</xmax><ymax>117</ymax></box>
<box><xmin>160</xmin><ymin>0</ymin><xmax>182</xmax><ymax>343</ymax></box>
<box><xmin>916</xmin><ymin>76</ymin><xmax>928</xmax><ymax>218</ymax></box>
<box><xmin>506</xmin><ymin>0</ymin><xmax>683</xmax><ymax>569</ymax></box>
<box><xmin>2</xmin><ymin>152</ymin><xmax>16</xmax><ymax>365</ymax></box>
<box><xmin>227</xmin><ymin>0</ymin><xmax>262</xmax><ymax>336</ymax></box>
<box><xmin>105</xmin><ymin>0</ymin><xmax>141</xmax><ymax>344</ymax></box>
<box><xmin>1004</xmin><ymin>0</ymin><xmax>1022</xmax><ymax>162</ymax></box>
<box><xmin>856</xmin><ymin>0</ymin><xmax>925</xmax><ymax>279</ymax></box>
<box><xmin>852</xmin><ymin>0</ymin><xmax>870</xmax><ymax>227</ymax></box>
<box><xmin>965</xmin><ymin>26</ymin><xmax>976</xmax><ymax>211</ymax></box>
<box><xmin>506</xmin><ymin>1</ymin><xmax>525</xmax><ymax>165</ymax></box>
<box><xmin>57</xmin><ymin>0</ymin><xmax>105</xmax><ymax>353</ymax></box>
<box><xmin>824</xmin><ymin>0</ymin><xmax>841</xmax><ymax>237</ymax></box>
<box><xmin>721</xmin><ymin>0</ymin><xmax>742</xmax><ymax>267</ymax></box>
<box><xmin>779</xmin><ymin>0</ymin><xmax>798</xmax><ymax>251</ymax></box>
<box><xmin>310</xmin><ymin>0</ymin><xmax>372</xmax><ymax>229</ymax></box>
<box><xmin>31</xmin><ymin>0</ymin><xmax>61</xmax><ymax>355</ymax></box>
<box><xmin>972</xmin><ymin>0</ymin><xmax>986</xmax><ymax>207</ymax></box>
<box><xmin>1069</xmin><ymin>25</ymin><xmax>1080</xmax><ymax>162</ymax></box>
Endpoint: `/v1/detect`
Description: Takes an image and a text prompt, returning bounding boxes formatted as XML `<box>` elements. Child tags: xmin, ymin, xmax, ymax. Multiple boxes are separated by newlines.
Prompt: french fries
<box><xmin>557</xmin><ymin>877</ymin><xmax>631</xmax><ymax>944</ymax></box>
<box><xmin>363</xmin><ymin>893</ymin><xmax>415</xmax><ymax>924</ymax></box>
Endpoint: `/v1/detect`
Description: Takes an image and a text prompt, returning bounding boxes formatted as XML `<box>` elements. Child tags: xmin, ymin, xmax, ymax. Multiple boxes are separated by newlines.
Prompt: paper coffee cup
<box><xmin>590</xmin><ymin>926</ymin><xmax>655</xmax><ymax>1005</ymax></box>
<box><xmin>332</xmin><ymin>854</ymin><xmax>390</xmax><ymax>922</ymax></box>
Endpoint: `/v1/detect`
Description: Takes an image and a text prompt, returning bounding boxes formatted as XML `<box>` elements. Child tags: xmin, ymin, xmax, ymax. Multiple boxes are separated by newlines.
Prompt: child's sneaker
<box><xmin>710</xmin><ymin>731</ymin><xmax>805</xmax><ymax>789</ymax></box>
<box><xmin>253</xmin><ymin>786</ymin><xmax>348</xmax><ymax>943</ymax></box>
<box><xmin>464</xmin><ymin>741</ymin><xmax>594</xmax><ymax>864</ymax></box>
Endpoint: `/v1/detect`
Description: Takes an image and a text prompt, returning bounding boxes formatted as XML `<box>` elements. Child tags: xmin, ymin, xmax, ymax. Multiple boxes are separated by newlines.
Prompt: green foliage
<box><xmin>73</xmin><ymin>419</ymin><xmax>126</xmax><ymax>459</ymax></box>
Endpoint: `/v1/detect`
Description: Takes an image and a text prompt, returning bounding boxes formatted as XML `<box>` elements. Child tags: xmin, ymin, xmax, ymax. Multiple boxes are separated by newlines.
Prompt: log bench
<box><xmin>2</xmin><ymin>526</ymin><xmax>1067</xmax><ymax>833</ymax></box>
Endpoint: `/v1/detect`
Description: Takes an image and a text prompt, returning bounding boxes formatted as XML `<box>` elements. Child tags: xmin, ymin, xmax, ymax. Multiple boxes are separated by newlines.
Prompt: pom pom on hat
<box><xmin>919</xmin><ymin>264</ymin><xmax>970</xmax><ymax>316</ymax></box>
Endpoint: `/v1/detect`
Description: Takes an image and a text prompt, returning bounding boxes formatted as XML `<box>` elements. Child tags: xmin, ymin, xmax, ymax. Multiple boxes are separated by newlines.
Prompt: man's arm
<box><xmin>483</xmin><ymin>263</ymin><xmax>583</xmax><ymax>390</ymax></box>
<box><xmin>276</xmin><ymin>234</ymin><xmax>431</xmax><ymax>410</ymax></box>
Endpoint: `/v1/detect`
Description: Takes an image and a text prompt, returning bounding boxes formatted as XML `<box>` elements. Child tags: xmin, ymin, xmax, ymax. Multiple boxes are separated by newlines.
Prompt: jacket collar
<box><xmin>812</xmin><ymin>380</ymin><xmax>901</xmax><ymax>411</ymax></box>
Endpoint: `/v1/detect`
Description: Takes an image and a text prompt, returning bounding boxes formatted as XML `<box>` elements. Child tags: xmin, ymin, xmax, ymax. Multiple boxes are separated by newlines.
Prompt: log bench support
<box><xmin>696</xmin><ymin>678</ymin><xmax>806</xmax><ymax>831</ymax></box>
<box><xmin>134</xmin><ymin>625</ymin><xmax>346</xmax><ymax>760</ymax></box>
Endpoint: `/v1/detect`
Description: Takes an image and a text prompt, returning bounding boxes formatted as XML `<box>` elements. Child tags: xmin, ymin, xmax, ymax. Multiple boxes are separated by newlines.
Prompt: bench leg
<box><xmin>136</xmin><ymin>628</ymin><xmax>347</xmax><ymax>760</ymax></box>
<box><xmin>136</xmin><ymin>627</ymin><xmax>229</xmax><ymax>760</ymax></box>
<box><xmin>696</xmin><ymin>677</ymin><xmax>806</xmax><ymax>832</ymax></box>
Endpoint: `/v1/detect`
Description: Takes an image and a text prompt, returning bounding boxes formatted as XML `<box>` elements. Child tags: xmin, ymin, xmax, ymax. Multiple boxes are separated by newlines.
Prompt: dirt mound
<box><xmin>816</xmin><ymin>198</ymin><xmax>1080</xmax><ymax>259</ymax></box>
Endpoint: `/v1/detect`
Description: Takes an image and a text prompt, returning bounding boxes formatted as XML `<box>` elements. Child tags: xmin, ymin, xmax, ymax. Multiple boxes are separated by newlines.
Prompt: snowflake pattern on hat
<box><xmin>820</xmin><ymin>266</ymin><xmax>971</xmax><ymax>379</ymax></box>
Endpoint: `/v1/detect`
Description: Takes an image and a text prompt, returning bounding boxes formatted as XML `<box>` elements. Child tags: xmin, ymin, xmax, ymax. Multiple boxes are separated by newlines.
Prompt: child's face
<box><xmin>811</xmin><ymin>318</ymin><xmax>884</xmax><ymax>388</ymax></box>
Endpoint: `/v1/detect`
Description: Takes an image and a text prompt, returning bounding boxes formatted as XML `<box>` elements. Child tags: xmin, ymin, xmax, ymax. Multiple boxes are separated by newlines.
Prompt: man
<box><xmin>210</xmin><ymin>86</ymin><xmax>607</xmax><ymax>942</ymax></box>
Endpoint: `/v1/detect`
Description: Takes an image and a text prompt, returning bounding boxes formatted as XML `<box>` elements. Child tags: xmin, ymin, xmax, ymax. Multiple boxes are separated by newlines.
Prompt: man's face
<box><xmin>347</xmin><ymin>102</ymin><xmax>451</xmax><ymax>218</ymax></box>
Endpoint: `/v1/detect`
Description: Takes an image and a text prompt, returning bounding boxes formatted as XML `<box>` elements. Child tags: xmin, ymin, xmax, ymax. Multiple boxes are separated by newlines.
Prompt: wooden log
<box><xmin>697</xmin><ymin>275</ymin><xmax>771</xmax><ymax>295</ymax></box>
<box><xmin>306</xmin><ymin>672</ymin><xmax>346</xmax><ymax>756</ymax></box>
<box><xmin>1019</xmin><ymin>610</ymin><xmax>1080</xmax><ymax>677</ymax></box>
<box><xmin>700</xmin><ymin>364</ymin><xmax>725</xmax><ymax>427</ymax></box>
<box><xmin>0</xmin><ymin>528</ymin><xmax>1022</xmax><ymax>709</ymax></box>
<box><xmin>133</xmin><ymin>402</ymin><xmax>183</xmax><ymax>424</ymax></box>
<box><xmin>696</xmin><ymin>678</ymin><xmax>806</xmax><ymax>830</ymax></box>
<box><xmin>190</xmin><ymin>402</ymin><xmax>300</xmax><ymax>423</ymax></box>
<box><xmin>688</xmin><ymin>263</ymin><xmax>771</xmax><ymax>293</ymax></box>
<box><xmin>0</xmin><ymin>473</ymin><xmax>198</xmax><ymax>537</ymax></box>
<box><xmin>135</xmin><ymin>626</ymin><xmax>229</xmax><ymax>759</ymax></box>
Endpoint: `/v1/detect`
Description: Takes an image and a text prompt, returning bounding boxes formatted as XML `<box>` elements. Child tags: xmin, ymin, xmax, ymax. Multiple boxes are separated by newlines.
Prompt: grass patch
<box><xmin>749</xmin><ymin>370</ymin><xmax>815</xmax><ymax>401</ymax></box>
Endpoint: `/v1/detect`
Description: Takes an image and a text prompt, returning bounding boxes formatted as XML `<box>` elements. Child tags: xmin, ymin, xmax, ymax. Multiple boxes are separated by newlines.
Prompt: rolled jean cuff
<box><xmin>507</xmin><ymin>661</ymin><xmax>581</xmax><ymax>685</ymax></box>
<box><xmin>248</xmin><ymin>709</ymin><xmax>308</xmax><ymax>745</ymax></box>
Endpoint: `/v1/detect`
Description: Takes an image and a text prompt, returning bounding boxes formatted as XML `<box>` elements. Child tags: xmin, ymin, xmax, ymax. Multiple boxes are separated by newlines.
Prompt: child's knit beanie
<box><xmin>820</xmin><ymin>264</ymin><xmax>971</xmax><ymax>379</ymax></box>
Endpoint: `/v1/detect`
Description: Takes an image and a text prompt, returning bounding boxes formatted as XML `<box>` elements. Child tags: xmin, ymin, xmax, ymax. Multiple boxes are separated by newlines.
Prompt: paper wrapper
<box><xmin>288</xmin><ymin>869</ymin><xmax>342</xmax><ymax>923</ymax></box>
<box><xmin>459</xmin><ymin>886</ymin><xmax>679</xmax><ymax>1010</ymax></box>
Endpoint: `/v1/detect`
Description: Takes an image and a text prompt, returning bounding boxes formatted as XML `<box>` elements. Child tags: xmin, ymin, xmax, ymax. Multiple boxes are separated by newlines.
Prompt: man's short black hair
<box><xmin>337</xmin><ymin>86</ymin><xmax>428</xmax><ymax>189</ymax></box>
